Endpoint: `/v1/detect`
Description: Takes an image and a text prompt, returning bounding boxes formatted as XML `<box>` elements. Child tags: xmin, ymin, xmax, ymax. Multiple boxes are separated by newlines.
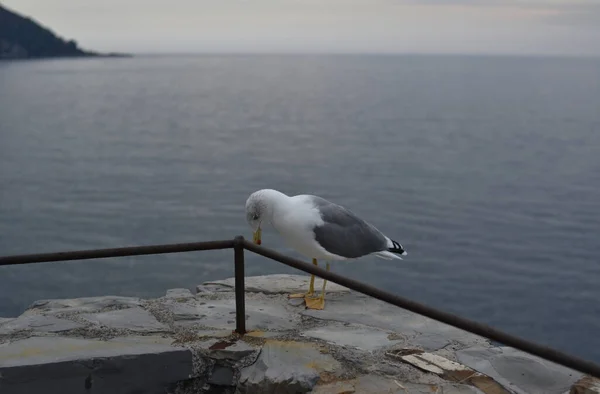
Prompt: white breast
<box><xmin>270</xmin><ymin>196</ymin><xmax>341</xmax><ymax>261</ymax></box>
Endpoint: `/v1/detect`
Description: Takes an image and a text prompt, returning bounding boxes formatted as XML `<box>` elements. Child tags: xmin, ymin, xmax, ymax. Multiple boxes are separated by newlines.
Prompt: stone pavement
<box><xmin>0</xmin><ymin>274</ymin><xmax>597</xmax><ymax>394</ymax></box>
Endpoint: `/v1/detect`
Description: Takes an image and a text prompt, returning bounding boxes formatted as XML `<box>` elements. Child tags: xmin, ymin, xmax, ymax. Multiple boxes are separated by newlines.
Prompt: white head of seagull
<box><xmin>245</xmin><ymin>189</ymin><xmax>286</xmax><ymax>245</ymax></box>
<box><xmin>244</xmin><ymin>188</ymin><xmax>407</xmax><ymax>310</ymax></box>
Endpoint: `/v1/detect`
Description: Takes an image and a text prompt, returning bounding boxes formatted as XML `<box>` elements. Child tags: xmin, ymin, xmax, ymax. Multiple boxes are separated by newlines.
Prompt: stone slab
<box><xmin>302</xmin><ymin>293</ymin><xmax>487</xmax><ymax>348</ymax></box>
<box><xmin>456</xmin><ymin>346</ymin><xmax>583</xmax><ymax>394</ymax></box>
<box><xmin>202</xmin><ymin>274</ymin><xmax>350</xmax><ymax>294</ymax></box>
<box><xmin>0</xmin><ymin>314</ymin><xmax>83</xmax><ymax>335</ymax></box>
<box><xmin>571</xmin><ymin>376</ymin><xmax>600</xmax><ymax>394</ymax></box>
<box><xmin>165</xmin><ymin>288</ymin><xmax>195</xmax><ymax>300</ymax></box>
<box><xmin>79</xmin><ymin>307</ymin><xmax>169</xmax><ymax>332</ymax></box>
<box><xmin>0</xmin><ymin>336</ymin><xmax>193</xmax><ymax>394</ymax></box>
<box><xmin>288</xmin><ymin>298</ymin><xmax>306</xmax><ymax>307</ymax></box>
<box><xmin>313</xmin><ymin>374</ymin><xmax>484</xmax><ymax>394</ymax></box>
<box><xmin>25</xmin><ymin>296</ymin><xmax>141</xmax><ymax>315</ymax></box>
<box><xmin>0</xmin><ymin>318</ymin><xmax>15</xmax><ymax>325</ymax></box>
<box><xmin>245</xmin><ymin>330</ymin><xmax>288</xmax><ymax>339</ymax></box>
<box><xmin>301</xmin><ymin>323</ymin><xmax>402</xmax><ymax>352</ymax></box>
<box><xmin>198</xmin><ymin>338</ymin><xmax>258</xmax><ymax>361</ymax></box>
<box><xmin>238</xmin><ymin>340</ymin><xmax>341</xmax><ymax>394</ymax></box>
<box><xmin>196</xmin><ymin>329</ymin><xmax>234</xmax><ymax>338</ymax></box>
<box><xmin>209</xmin><ymin>365</ymin><xmax>235</xmax><ymax>386</ymax></box>
<box><xmin>394</xmin><ymin>350</ymin><xmax>509</xmax><ymax>394</ymax></box>
<box><xmin>169</xmin><ymin>298</ymin><xmax>297</xmax><ymax>331</ymax></box>
<box><xmin>412</xmin><ymin>332</ymin><xmax>453</xmax><ymax>351</ymax></box>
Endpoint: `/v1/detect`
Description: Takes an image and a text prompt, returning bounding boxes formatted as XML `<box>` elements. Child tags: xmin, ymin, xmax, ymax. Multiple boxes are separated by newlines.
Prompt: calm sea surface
<box><xmin>1</xmin><ymin>55</ymin><xmax>599</xmax><ymax>361</ymax></box>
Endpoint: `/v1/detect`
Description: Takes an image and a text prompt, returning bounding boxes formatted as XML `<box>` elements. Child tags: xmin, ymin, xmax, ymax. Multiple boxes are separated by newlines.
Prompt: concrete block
<box><xmin>0</xmin><ymin>336</ymin><xmax>193</xmax><ymax>394</ymax></box>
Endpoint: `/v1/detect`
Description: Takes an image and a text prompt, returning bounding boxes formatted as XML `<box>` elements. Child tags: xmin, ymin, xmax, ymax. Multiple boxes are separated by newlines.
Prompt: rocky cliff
<box><xmin>0</xmin><ymin>3</ymin><xmax>127</xmax><ymax>59</ymax></box>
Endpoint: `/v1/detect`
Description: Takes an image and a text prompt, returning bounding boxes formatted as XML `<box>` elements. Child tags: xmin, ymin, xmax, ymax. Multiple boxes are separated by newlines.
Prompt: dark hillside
<box><xmin>0</xmin><ymin>3</ymin><xmax>128</xmax><ymax>59</ymax></box>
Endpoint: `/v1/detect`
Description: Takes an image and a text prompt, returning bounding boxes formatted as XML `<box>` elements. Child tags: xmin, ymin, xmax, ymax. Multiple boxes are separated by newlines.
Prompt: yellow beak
<box><xmin>253</xmin><ymin>228</ymin><xmax>262</xmax><ymax>245</ymax></box>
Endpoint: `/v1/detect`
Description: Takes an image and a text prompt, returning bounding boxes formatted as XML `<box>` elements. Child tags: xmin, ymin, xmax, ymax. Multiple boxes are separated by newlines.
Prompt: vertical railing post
<box><xmin>233</xmin><ymin>236</ymin><xmax>246</xmax><ymax>335</ymax></box>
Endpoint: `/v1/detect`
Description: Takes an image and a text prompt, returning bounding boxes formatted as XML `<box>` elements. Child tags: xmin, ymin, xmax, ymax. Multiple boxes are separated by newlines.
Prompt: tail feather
<box><xmin>374</xmin><ymin>251</ymin><xmax>403</xmax><ymax>260</ymax></box>
<box><xmin>386</xmin><ymin>238</ymin><xmax>407</xmax><ymax>257</ymax></box>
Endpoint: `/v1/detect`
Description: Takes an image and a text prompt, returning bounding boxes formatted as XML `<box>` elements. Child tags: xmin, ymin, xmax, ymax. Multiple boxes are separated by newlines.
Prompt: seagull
<box><xmin>245</xmin><ymin>189</ymin><xmax>407</xmax><ymax>310</ymax></box>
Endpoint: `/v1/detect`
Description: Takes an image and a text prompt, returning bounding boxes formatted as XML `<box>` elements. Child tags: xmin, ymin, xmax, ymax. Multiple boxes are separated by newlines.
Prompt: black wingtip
<box><xmin>388</xmin><ymin>239</ymin><xmax>407</xmax><ymax>256</ymax></box>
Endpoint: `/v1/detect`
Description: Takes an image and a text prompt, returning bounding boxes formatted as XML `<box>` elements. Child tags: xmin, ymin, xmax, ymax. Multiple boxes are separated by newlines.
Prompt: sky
<box><xmin>3</xmin><ymin>0</ymin><xmax>600</xmax><ymax>56</ymax></box>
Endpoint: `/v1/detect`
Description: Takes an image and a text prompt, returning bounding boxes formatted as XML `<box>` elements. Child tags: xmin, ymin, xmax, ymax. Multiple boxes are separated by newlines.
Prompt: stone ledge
<box><xmin>0</xmin><ymin>314</ymin><xmax>83</xmax><ymax>335</ymax></box>
<box><xmin>0</xmin><ymin>274</ymin><xmax>594</xmax><ymax>394</ymax></box>
<box><xmin>0</xmin><ymin>336</ymin><xmax>193</xmax><ymax>394</ymax></box>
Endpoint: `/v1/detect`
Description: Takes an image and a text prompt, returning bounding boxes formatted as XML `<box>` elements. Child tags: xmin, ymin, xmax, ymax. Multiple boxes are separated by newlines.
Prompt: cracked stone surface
<box><xmin>0</xmin><ymin>274</ymin><xmax>592</xmax><ymax>394</ymax></box>
<box><xmin>312</xmin><ymin>374</ymin><xmax>484</xmax><ymax>394</ymax></box>
<box><xmin>0</xmin><ymin>314</ymin><xmax>83</xmax><ymax>335</ymax></box>
<box><xmin>301</xmin><ymin>322</ymin><xmax>402</xmax><ymax>352</ymax></box>
<box><xmin>0</xmin><ymin>336</ymin><xmax>193</xmax><ymax>394</ymax></box>
<box><xmin>197</xmin><ymin>338</ymin><xmax>259</xmax><ymax>361</ymax></box>
<box><xmin>165</xmin><ymin>288</ymin><xmax>195</xmax><ymax>300</ymax></box>
<box><xmin>456</xmin><ymin>346</ymin><xmax>583</xmax><ymax>394</ymax></box>
<box><xmin>570</xmin><ymin>376</ymin><xmax>600</xmax><ymax>394</ymax></box>
<box><xmin>301</xmin><ymin>293</ymin><xmax>489</xmax><ymax>348</ymax></box>
<box><xmin>238</xmin><ymin>340</ymin><xmax>341</xmax><ymax>394</ymax></box>
<box><xmin>79</xmin><ymin>307</ymin><xmax>169</xmax><ymax>332</ymax></box>
<box><xmin>25</xmin><ymin>296</ymin><xmax>141</xmax><ymax>315</ymax></box>
<box><xmin>169</xmin><ymin>298</ymin><xmax>298</xmax><ymax>331</ymax></box>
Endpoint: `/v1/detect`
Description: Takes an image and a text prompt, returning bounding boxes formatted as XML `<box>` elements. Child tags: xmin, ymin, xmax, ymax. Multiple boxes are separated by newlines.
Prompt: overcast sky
<box><xmin>3</xmin><ymin>0</ymin><xmax>600</xmax><ymax>56</ymax></box>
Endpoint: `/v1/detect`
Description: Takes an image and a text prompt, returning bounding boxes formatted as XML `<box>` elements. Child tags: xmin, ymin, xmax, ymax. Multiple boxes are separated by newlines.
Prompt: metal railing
<box><xmin>1</xmin><ymin>235</ymin><xmax>599</xmax><ymax>379</ymax></box>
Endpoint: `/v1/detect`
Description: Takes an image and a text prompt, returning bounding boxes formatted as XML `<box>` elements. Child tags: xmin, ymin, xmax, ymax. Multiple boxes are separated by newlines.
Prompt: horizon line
<box><xmin>102</xmin><ymin>51</ymin><xmax>600</xmax><ymax>60</ymax></box>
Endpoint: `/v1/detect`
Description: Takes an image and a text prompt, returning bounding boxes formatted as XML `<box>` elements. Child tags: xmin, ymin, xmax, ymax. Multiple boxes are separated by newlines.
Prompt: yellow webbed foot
<box><xmin>304</xmin><ymin>261</ymin><xmax>329</xmax><ymax>310</ymax></box>
<box><xmin>304</xmin><ymin>295</ymin><xmax>325</xmax><ymax>310</ymax></box>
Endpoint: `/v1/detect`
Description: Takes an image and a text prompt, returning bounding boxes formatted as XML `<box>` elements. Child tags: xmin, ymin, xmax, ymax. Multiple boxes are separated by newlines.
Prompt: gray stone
<box><xmin>170</xmin><ymin>299</ymin><xmax>297</xmax><ymax>331</ymax></box>
<box><xmin>288</xmin><ymin>298</ymin><xmax>305</xmax><ymax>307</ymax></box>
<box><xmin>456</xmin><ymin>346</ymin><xmax>583</xmax><ymax>394</ymax></box>
<box><xmin>196</xmin><ymin>284</ymin><xmax>233</xmax><ymax>294</ymax></box>
<box><xmin>302</xmin><ymin>293</ymin><xmax>488</xmax><ymax>348</ymax></box>
<box><xmin>198</xmin><ymin>338</ymin><xmax>258</xmax><ymax>361</ymax></box>
<box><xmin>203</xmin><ymin>274</ymin><xmax>350</xmax><ymax>295</ymax></box>
<box><xmin>353</xmin><ymin>375</ymin><xmax>484</xmax><ymax>394</ymax></box>
<box><xmin>571</xmin><ymin>376</ymin><xmax>600</xmax><ymax>393</ymax></box>
<box><xmin>301</xmin><ymin>323</ymin><xmax>402</xmax><ymax>352</ymax></box>
<box><xmin>196</xmin><ymin>329</ymin><xmax>234</xmax><ymax>338</ymax></box>
<box><xmin>80</xmin><ymin>307</ymin><xmax>169</xmax><ymax>332</ymax></box>
<box><xmin>311</xmin><ymin>380</ymin><xmax>357</xmax><ymax>394</ymax></box>
<box><xmin>245</xmin><ymin>330</ymin><xmax>287</xmax><ymax>339</ymax></box>
<box><xmin>238</xmin><ymin>340</ymin><xmax>341</xmax><ymax>394</ymax></box>
<box><xmin>0</xmin><ymin>314</ymin><xmax>83</xmax><ymax>335</ymax></box>
<box><xmin>312</xmin><ymin>375</ymin><xmax>484</xmax><ymax>394</ymax></box>
<box><xmin>0</xmin><ymin>317</ymin><xmax>15</xmax><ymax>325</ymax></box>
<box><xmin>0</xmin><ymin>336</ymin><xmax>193</xmax><ymax>394</ymax></box>
<box><xmin>166</xmin><ymin>288</ymin><xmax>194</xmax><ymax>299</ymax></box>
<box><xmin>195</xmin><ymin>284</ymin><xmax>212</xmax><ymax>293</ymax></box>
<box><xmin>209</xmin><ymin>365</ymin><xmax>235</xmax><ymax>386</ymax></box>
<box><xmin>25</xmin><ymin>296</ymin><xmax>141</xmax><ymax>315</ymax></box>
<box><xmin>412</xmin><ymin>332</ymin><xmax>452</xmax><ymax>351</ymax></box>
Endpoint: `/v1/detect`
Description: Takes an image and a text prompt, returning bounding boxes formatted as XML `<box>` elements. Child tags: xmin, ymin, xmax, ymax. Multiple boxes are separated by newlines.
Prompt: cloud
<box><xmin>541</xmin><ymin>3</ymin><xmax>600</xmax><ymax>27</ymax></box>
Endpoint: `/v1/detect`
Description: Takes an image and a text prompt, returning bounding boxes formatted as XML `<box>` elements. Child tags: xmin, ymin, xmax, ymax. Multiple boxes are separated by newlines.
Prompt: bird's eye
<box><xmin>252</xmin><ymin>214</ymin><xmax>259</xmax><ymax>220</ymax></box>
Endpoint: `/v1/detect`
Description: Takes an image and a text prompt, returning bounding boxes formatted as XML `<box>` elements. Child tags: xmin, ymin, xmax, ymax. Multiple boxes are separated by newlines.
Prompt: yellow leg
<box><xmin>289</xmin><ymin>259</ymin><xmax>318</xmax><ymax>298</ymax></box>
<box><xmin>305</xmin><ymin>262</ymin><xmax>329</xmax><ymax>310</ymax></box>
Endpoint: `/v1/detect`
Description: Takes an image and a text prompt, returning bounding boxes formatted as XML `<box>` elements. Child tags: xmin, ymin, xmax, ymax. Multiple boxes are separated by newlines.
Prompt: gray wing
<box><xmin>309</xmin><ymin>196</ymin><xmax>388</xmax><ymax>258</ymax></box>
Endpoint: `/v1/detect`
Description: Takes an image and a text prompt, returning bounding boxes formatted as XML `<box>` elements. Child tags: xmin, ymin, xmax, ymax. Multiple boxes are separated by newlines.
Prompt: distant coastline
<box><xmin>0</xmin><ymin>3</ymin><xmax>131</xmax><ymax>60</ymax></box>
